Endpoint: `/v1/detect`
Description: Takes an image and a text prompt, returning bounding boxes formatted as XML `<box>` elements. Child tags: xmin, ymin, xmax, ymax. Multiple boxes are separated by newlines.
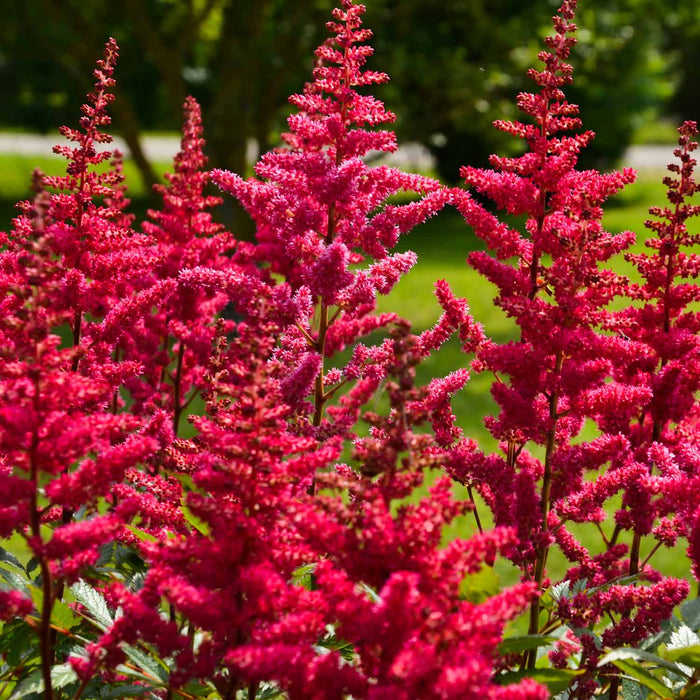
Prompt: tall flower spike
<box><xmin>0</xmin><ymin>40</ymin><xmax>161</xmax><ymax>699</ymax></box>
<box><xmin>450</xmin><ymin>1</ymin><xmax>669</xmax><ymax>684</ymax></box>
<box><xmin>121</xmin><ymin>96</ymin><xmax>235</xmax><ymax>429</ymax></box>
<box><xmin>611</xmin><ymin>121</ymin><xmax>700</xmax><ymax>575</ymax></box>
<box><xmin>212</xmin><ymin>0</ymin><xmax>452</xmax><ymax>436</ymax></box>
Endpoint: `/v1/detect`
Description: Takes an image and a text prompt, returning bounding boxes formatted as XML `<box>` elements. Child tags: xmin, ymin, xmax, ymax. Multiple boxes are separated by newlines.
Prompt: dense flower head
<box><xmin>600</xmin><ymin>121</ymin><xmax>700</xmax><ymax>564</ymax></box>
<box><xmin>451</xmin><ymin>0</ymin><xmax>639</xmax><ymax>578</ymax></box>
<box><xmin>117</xmin><ymin>96</ymin><xmax>236</xmax><ymax>424</ymax></box>
<box><xmin>211</xmin><ymin>0</ymin><xmax>457</xmax><ymax>441</ymax></box>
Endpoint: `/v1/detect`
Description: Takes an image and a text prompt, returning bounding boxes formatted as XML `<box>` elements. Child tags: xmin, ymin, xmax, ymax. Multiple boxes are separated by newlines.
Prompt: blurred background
<box><xmin>1</xmin><ymin>0</ymin><xmax>699</xmax><ymax>189</ymax></box>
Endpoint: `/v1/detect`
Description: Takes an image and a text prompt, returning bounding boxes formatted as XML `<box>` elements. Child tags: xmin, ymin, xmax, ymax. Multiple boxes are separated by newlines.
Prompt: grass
<box><xmin>0</xmin><ymin>153</ymin><xmax>170</xmax><ymax>226</ymax></box>
<box><xmin>0</xmin><ymin>151</ymin><xmax>693</xmax><ymax>603</ymax></box>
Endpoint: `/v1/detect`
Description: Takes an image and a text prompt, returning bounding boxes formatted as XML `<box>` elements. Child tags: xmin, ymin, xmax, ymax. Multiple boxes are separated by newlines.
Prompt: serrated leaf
<box><xmin>549</xmin><ymin>581</ymin><xmax>571</xmax><ymax>603</ymax></box>
<box><xmin>668</xmin><ymin>625</ymin><xmax>700</xmax><ymax>651</ymax></box>
<box><xmin>0</xmin><ymin>548</ymin><xmax>25</xmax><ymax>572</ymax></box>
<box><xmin>0</xmin><ymin>567</ymin><xmax>30</xmax><ymax>596</ymax></box>
<box><xmin>0</xmin><ymin>620</ymin><xmax>37</xmax><ymax>666</ymax></box>
<box><xmin>70</xmin><ymin>581</ymin><xmax>113</xmax><ymax>631</ymax></box>
<box><xmin>571</xmin><ymin>578</ymin><xmax>588</xmax><ymax>594</ymax></box>
<box><xmin>621</xmin><ymin>678</ymin><xmax>648</xmax><ymax>700</ymax></box>
<box><xmin>613</xmin><ymin>659</ymin><xmax>673</xmax><ymax>699</ymax></box>
<box><xmin>598</xmin><ymin>648</ymin><xmax>690</xmax><ymax>677</ymax></box>
<box><xmin>122</xmin><ymin>643</ymin><xmax>168</xmax><ymax>683</ymax></box>
<box><xmin>682</xmin><ymin>599</ymin><xmax>700</xmax><ymax>632</ymax></box>
<box><xmin>664</xmin><ymin>644</ymin><xmax>700</xmax><ymax>667</ymax></box>
<box><xmin>498</xmin><ymin>635</ymin><xmax>557</xmax><ymax>655</ymax></box>
<box><xmin>126</xmin><ymin>571</ymin><xmax>146</xmax><ymax>592</ymax></box>
<box><xmin>51</xmin><ymin>663</ymin><xmax>78</xmax><ymax>689</ymax></box>
<box><xmin>460</xmin><ymin>566</ymin><xmax>500</xmax><ymax>604</ymax></box>
<box><xmin>291</xmin><ymin>563</ymin><xmax>316</xmax><ymax>591</ymax></box>
<box><xmin>100</xmin><ymin>684</ymin><xmax>149</xmax><ymax>698</ymax></box>
<box><xmin>496</xmin><ymin>668</ymin><xmax>584</xmax><ymax>695</ymax></box>
<box><xmin>9</xmin><ymin>668</ymin><xmax>43</xmax><ymax>698</ymax></box>
<box><xmin>317</xmin><ymin>634</ymin><xmax>355</xmax><ymax>661</ymax></box>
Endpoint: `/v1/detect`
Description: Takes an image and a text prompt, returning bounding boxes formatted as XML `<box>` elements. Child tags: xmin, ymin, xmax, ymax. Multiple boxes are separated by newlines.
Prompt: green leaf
<box><xmin>181</xmin><ymin>682</ymin><xmax>218</xmax><ymax>698</ymax></box>
<box><xmin>257</xmin><ymin>685</ymin><xmax>285</xmax><ymax>700</ymax></box>
<box><xmin>0</xmin><ymin>548</ymin><xmax>25</xmax><ymax>572</ymax></box>
<box><xmin>681</xmin><ymin>599</ymin><xmax>700</xmax><ymax>632</ymax></box>
<box><xmin>460</xmin><ymin>565</ymin><xmax>500</xmax><ymax>604</ymax></box>
<box><xmin>182</xmin><ymin>506</ymin><xmax>210</xmax><ymax>536</ymax></box>
<box><xmin>621</xmin><ymin>678</ymin><xmax>648</xmax><ymax>700</ymax></box>
<box><xmin>52</xmin><ymin>599</ymin><xmax>81</xmax><ymax>631</ymax></box>
<box><xmin>549</xmin><ymin>581</ymin><xmax>571</xmax><ymax>603</ymax></box>
<box><xmin>291</xmin><ymin>563</ymin><xmax>316</xmax><ymax>591</ymax></box>
<box><xmin>498</xmin><ymin>635</ymin><xmax>556</xmax><ymax>655</ymax></box>
<box><xmin>0</xmin><ymin>620</ymin><xmax>37</xmax><ymax>667</ymax></box>
<box><xmin>125</xmin><ymin>525</ymin><xmax>157</xmax><ymax>544</ymax></box>
<box><xmin>122</xmin><ymin>644</ymin><xmax>169</xmax><ymax>683</ymax></box>
<box><xmin>27</xmin><ymin>585</ymin><xmax>78</xmax><ymax>631</ymax></box>
<box><xmin>664</xmin><ymin>644</ymin><xmax>700</xmax><ymax>667</ymax></box>
<box><xmin>100</xmin><ymin>684</ymin><xmax>150</xmax><ymax>698</ymax></box>
<box><xmin>668</xmin><ymin>624</ymin><xmax>700</xmax><ymax>651</ymax></box>
<box><xmin>70</xmin><ymin>581</ymin><xmax>113</xmax><ymax>631</ymax></box>
<box><xmin>8</xmin><ymin>664</ymin><xmax>77</xmax><ymax>699</ymax></box>
<box><xmin>9</xmin><ymin>668</ymin><xmax>43</xmax><ymax>698</ymax></box>
<box><xmin>317</xmin><ymin>634</ymin><xmax>355</xmax><ymax>661</ymax></box>
<box><xmin>598</xmin><ymin>647</ymin><xmax>690</xmax><ymax>677</ymax></box>
<box><xmin>359</xmin><ymin>582</ymin><xmax>381</xmax><ymax>604</ymax></box>
<box><xmin>613</xmin><ymin>659</ymin><xmax>673</xmax><ymax>699</ymax></box>
<box><xmin>50</xmin><ymin>663</ymin><xmax>78</xmax><ymax>689</ymax></box>
<box><xmin>496</xmin><ymin>668</ymin><xmax>584</xmax><ymax>695</ymax></box>
<box><xmin>25</xmin><ymin>558</ymin><xmax>39</xmax><ymax>575</ymax></box>
<box><xmin>682</xmin><ymin>685</ymin><xmax>700</xmax><ymax>699</ymax></box>
<box><xmin>0</xmin><ymin>568</ymin><xmax>30</xmax><ymax>597</ymax></box>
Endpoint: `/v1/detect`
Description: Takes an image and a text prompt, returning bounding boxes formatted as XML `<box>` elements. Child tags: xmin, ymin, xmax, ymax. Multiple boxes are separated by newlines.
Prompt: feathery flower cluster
<box><xmin>212</xmin><ymin>0</ymin><xmax>453</xmax><ymax>434</ymax></box>
<box><xmin>450</xmin><ymin>0</ymin><xmax>696</xmax><ymax>692</ymax></box>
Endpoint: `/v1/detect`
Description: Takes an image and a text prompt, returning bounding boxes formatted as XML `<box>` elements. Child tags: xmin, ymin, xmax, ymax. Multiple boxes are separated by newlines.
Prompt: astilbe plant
<box><xmin>211</xmin><ymin>0</ymin><xmax>452</xmax><ymax>439</ymax></box>
<box><xmin>451</xmin><ymin>0</ymin><xmax>691</xmax><ymax>695</ymax></box>
<box><xmin>121</xmin><ymin>96</ymin><xmax>236</xmax><ymax>434</ymax></box>
<box><xmin>71</xmin><ymin>4</ymin><xmax>551</xmax><ymax>697</ymax></box>
<box><xmin>613</xmin><ymin>122</ymin><xmax>700</xmax><ymax>575</ymax></box>
<box><xmin>0</xmin><ymin>39</ymin><xmax>167</xmax><ymax>699</ymax></box>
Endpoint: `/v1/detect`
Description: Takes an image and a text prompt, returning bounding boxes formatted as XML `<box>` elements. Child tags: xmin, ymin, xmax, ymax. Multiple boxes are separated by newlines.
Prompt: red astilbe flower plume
<box><xmin>0</xmin><ymin>39</ymin><xmax>163</xmax><ymax>698</ymax></box>
<box><xmin>454</xmin><ymin>0</ymin><xmax>635</xmax><ymax>567</ymax></box>
<box><xmin>76</xmin><ymin>311</ymin><xmax>351</xmax><ymax>697</ymax></box>
<box><xmin>212</xmin><ymin>0</ymin><xmax>451</xmax><ymax>433</ymax></box>
<box><xmin>116</xmin><ymin>96</ymin><xmax>237</xmax><ymax>433</ymax></box>
<box><xmin>299</xmin><ymin>324</ymin><xmax>546</xmax><ymax>699</ymax></box>
<box><xmin>607</xmin><ymin>122</ymin><xmax>700</xmax><ymax>574</ymax></box>
<box><xmin>448</xmin><ymin>0</ymin><xmax>683</xmax><ymax>687</ymax></box>
<box><xmin>81</xmin><ymin>313</ymin><xmax>545</xmax><ymax>699</ymax></box>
